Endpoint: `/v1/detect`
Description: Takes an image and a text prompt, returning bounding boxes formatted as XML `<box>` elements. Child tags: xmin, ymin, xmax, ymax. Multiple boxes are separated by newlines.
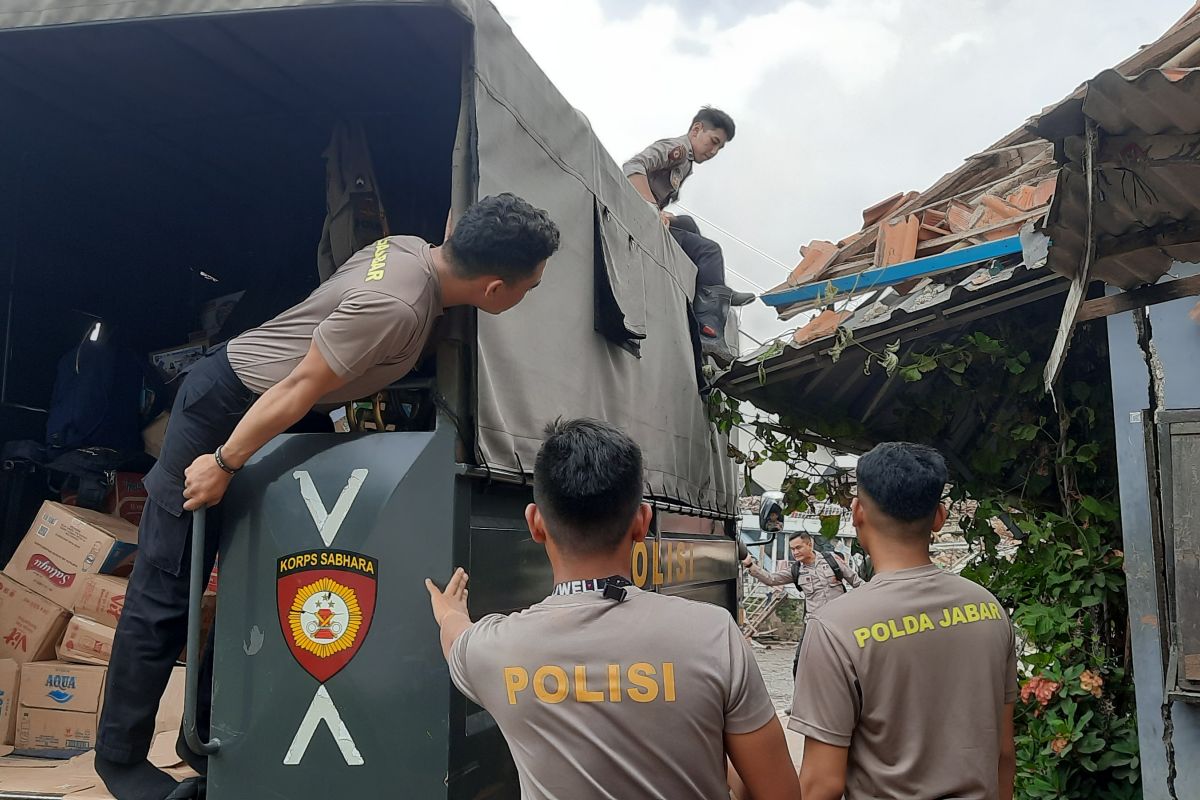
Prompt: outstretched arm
<box><xmin>425</xmin><ymin>568</ymin><xmax>473</xmax><ymax>660</ymax></box>
<box><xmin>742</xmin><ymin>557</ymin><xmax>795</xmax><ymax>587</ymax></box>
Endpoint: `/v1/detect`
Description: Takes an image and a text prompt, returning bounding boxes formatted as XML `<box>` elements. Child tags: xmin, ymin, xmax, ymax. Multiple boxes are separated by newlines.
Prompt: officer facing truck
<box><xmin>95</xmin><ymin>194</ymin><xmax>561</xmax><ymax>800</ymax></box>
<box><xmin>790</xmin><ymin>443</ymin><xmax>1017</xmax><ymax>800</ymax></box>
<box><xmin>427</xmin><ymin>418</ymin><xmax>799</xmax><ymax>800</ymax></box>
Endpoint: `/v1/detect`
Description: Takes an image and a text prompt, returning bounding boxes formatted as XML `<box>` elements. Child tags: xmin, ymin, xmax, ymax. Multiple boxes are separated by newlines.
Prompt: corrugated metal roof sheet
<box><xmin>1035</xmin><ymin>68</ymin><xmax>1200</xmax><ymax>287</ymax></box>
<box><xmin>732</xmin><ymin>258</ymin><xmax>1065</xmax><ymax>389</ymax></box>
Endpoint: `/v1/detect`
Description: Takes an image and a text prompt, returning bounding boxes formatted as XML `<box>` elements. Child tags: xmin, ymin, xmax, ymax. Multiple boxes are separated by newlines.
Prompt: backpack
<box><xmin>791</xmin><ymin>551</ymin><xmax>848</xmax><ymax>590</ymax></box>
<box><xmin>46</xmin><ymin>339</ymin><xmax>144</xmax><ymax>452</ymax></box>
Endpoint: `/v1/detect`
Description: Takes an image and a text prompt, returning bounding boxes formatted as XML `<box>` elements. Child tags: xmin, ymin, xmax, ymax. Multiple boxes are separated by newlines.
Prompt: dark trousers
<box><xmin>668</xmin><ymin>215</ymin><xmax>726</xmax><ymax>288</ymax></box>
<box><xmin>95</xmin><ymin>348</ymin><xmax>255</xmax><ymax>763</ymax></box>
<box><xmin>793</xmin><ymin>625</ymin><xmax>806</xmax><ymax>678</ymax></box>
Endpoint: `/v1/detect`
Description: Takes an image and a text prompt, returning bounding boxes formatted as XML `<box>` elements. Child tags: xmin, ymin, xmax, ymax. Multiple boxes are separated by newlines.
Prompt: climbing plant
<box><xmin>711</xmin><ymin>316</ymin><xmax>1140</xmax><ymax>799</ymax></box>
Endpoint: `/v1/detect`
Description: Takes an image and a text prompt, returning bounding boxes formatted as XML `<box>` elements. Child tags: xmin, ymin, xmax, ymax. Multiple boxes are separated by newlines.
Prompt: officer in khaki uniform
<box><xmin>95</xmin><ymin>194</ymin><xmax>560</xmax><ymax>800</ymax></box>
<box><xmin>427</xmin><ymin>419</ymin><xmax>798</xmax><ymax>800</ymax></box>
<box><xmin>623</xmin><ymin>107</ymin><xmax>755</xmax><ymax>307</ymax></box>
<box><xmin>743</xmin><ymin>530</ymin><xmax>863</xmax><ymax>674</ymax></box>
<box><xmin>790</xmin><ymin>443</ymin><xmax>1017</xmax><ymax>800</ymax></box>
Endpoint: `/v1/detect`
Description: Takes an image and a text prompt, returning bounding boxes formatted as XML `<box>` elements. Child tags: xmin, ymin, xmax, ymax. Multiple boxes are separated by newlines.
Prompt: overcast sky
<box><xmin>489</xmin><ymin>0</ymin><xmax>1187</xmax><ymax>346</ymax></box>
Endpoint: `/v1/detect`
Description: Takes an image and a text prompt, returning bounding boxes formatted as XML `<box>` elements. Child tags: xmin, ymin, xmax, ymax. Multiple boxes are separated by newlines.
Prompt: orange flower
<box><xmin>1021</xmin><ymin>675</ymin><xmax>1062</xmax><ymax>706</ymax></box>
<box><xmin>1051</xmin><ymin>736</ymin><xmax>1069</xmax><ymax>755</ymax></box>
<box><xmin>1080</xmin><ymin>670</ymin><xmax>1104</xmax><ymax>699</ymax></box>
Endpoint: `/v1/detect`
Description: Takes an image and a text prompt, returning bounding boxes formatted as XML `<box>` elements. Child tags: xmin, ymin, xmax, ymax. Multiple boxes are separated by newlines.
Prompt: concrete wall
<box><xmin>1106</xmin><ymin>262</ymin><xmax>1200</xmax><ymax>799</ymax></box>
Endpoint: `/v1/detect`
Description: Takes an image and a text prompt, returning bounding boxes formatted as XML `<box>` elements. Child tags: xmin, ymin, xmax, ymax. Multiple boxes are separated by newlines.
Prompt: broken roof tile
<box><xmin>862</xmin><ymin>191</ymin><xmax>919</xmax><ymax>228</ymax></box>
<box><xmin>788</xmin><ymin>240</ymin><xmax>839</xmax><ymax>286</ymax></box>
<box><xmin>793</xmin><ymin>309</ymin><xmax>851</xmax><ymax>345</ymax></box>
<box><xmin>875</xmin><ymin>214</ymin><xmax>920</xmax><ymax>267</ymax></box>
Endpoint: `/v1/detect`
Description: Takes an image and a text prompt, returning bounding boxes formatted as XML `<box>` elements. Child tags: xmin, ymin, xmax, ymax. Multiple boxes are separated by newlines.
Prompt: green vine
<box><xmin>710</xmin><ymin>318</ymin><xmax>1139</xmax><ymax>799</ymax></box>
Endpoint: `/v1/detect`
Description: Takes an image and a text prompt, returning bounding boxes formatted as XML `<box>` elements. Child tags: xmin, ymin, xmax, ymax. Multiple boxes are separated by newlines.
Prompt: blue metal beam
<box><xmin>760</xmin><ymin>235</ymin><xmax>1024</xmax><ymax>308</ymax></box>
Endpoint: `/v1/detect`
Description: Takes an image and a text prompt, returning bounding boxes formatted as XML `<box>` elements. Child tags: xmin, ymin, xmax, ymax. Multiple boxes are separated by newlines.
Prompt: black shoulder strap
<box><xmin>790</xmin><ymin>559</ymin><xmax>800</xmax><ymax>585</ymax></box>
<box><xmin>822</xmin><ymin>550</ymin><xmax>846</xmax><ymax>584</ymax></box>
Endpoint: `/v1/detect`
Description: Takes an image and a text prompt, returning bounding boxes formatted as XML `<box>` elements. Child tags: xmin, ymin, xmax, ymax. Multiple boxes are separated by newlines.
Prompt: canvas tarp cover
<box><xmin>0</xmin><ymin>0</ymin><xmax>736</xmax><ymax>516</ymax></box>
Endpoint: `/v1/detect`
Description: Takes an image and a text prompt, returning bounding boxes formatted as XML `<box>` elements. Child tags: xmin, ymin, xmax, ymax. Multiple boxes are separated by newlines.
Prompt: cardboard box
<box><xmin>4</xmin><ymin>501</ymin><xmax>138</xmax><ymax>608</ymax></box>
<box><xmin>149</xmin><ymin>342</ymin><xmax>206</xmax><ymax>383</ymax></box>
<box><xmin>143</xmin><ymin>412</ymin><xmax>169</xmax><ymax>460</ymax></box>
<box><xmin>16</xmin><ymin>707</ymin><xmax>97</xmax><ymax>754</ymax></box>
<box><xmin>109</xmin><ymin>472</ymin><xmax>147</xmax><ymax>527</ymax></box>
<box><xmin>60</xmin><ymin>472</ymin><xmax>147</xmax><ymax>527</ymax></box>
<box><xmin>178</xmin><ymin>592</ymin><xmax>217</xmax><ymax>665</ymax></box>
<box><xmin>72</xmin><ymin>574</ymin><xmax>128</xmax><ymax>629</ymax></box>
<box><xmin>0</xmin><ymin>574</ymin><xmax>70</xmax><ymax>664</ymax></box>
<box><xmin>57</xmin><ymin>617</ymin><xmax>115</xmax><ymax>666</ymax></box>
<box><xmin>16</xmin><ymin>662</ymin><xmax>106</xmax><ymax>754</ymax></box>
<box><xmin>156</xmin><ymin>667</ymin><xmax>185</xmax><ymax>736</ymax></box>
<box><xmin>0</xmin><ymin>659</ymin><xmax>20</xmax><ymax>745</ymax></box>
<box><xmin>199</xmin><ymin>291</ymin><xmax>245</xmax><ymax>339</ymax></box>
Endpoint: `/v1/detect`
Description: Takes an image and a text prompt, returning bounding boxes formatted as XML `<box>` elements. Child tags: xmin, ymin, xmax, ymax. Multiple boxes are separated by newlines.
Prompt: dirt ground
<box><xmin>750</xmin><ymin>640</ymin><xmax>798</xmax><ymax>713</ymax></box>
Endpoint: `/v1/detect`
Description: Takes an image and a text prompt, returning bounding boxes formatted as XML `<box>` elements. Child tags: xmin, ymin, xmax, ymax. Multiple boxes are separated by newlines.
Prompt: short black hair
<box><xmin>692</xmin><ymin>106</ymin><xmax>736</xmax><ymax>141</ymax></box>
<box><xmin>533</xmin><ymin>418</ymin><xmax>644</xmax><ymax>555</ymax></box>
<box><xmin>788</xmin><ymin>531</ymin><xmax>813</xmax><ymax>543</ymax></box>
<box><xmin>447</xmin><ymin>193</ymin><xmax>560</xmax><ymax>283</ymax></box>
<box><xmin>856</xmin><ymin>442</ymin><xmax>947</xmax><ymax>524</ymax></box>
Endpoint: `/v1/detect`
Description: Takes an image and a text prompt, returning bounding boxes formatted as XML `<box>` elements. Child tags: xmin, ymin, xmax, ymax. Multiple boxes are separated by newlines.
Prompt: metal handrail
<box><xmin>183</xmin><ymin>506</ymin><xmax>221</xmax><ymax>756</ymax></box>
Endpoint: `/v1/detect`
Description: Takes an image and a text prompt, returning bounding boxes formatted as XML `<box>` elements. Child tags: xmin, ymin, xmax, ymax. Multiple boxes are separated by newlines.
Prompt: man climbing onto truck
<box><xmin>95</xmin><ymin>194</ymin><xmax>560</xmax><ymax>800</ymax></box>
<box><xmin>622</xmin><ymin>106</ymin><xmax>755</xmax><ymax>307</ymax></box>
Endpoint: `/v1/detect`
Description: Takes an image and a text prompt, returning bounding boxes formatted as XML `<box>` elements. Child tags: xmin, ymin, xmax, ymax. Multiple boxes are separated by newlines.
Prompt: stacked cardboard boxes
<box><xmin>0</xmin><ymin>659</ymin><xmax>19</xmax><ymax>746</ymax></box>
<box><xmin>15</xmin><ymin>661</ymin><xmax>106</xmax><ymax>753</ymax></box>
<box><xmin>4</xmin><ymin>501</ymin><xmax>138</xmax><ymax>610</ymax></box>
<box><xmin>58</xmin><ymin>574</ymin><xmax>128</xmax><ymax>666</ymax></box>
<box><xmin>0</xmin><ymin>501</ymin><xmax>140</xmax><ymax>754</ymax></box>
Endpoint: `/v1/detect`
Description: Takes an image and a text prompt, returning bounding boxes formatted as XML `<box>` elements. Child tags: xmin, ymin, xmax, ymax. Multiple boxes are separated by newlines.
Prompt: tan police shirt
<box><xmin>747</xmin><ymin>553</ymin><xmax>863</xmax><ymax>616</ymax></box>
<box><xmin>448</xmin><ymin>586</ymin><xmax>776</xmax><ymax>800</ymax></box>
<box><xmin>622</xmin><ymin>135</ymin><xmax>694</xmax><ymax>209</ymax></box>
<box><xmin>789</xmin><ymin>563</ymin><xmax>1018</xmax><ymax>800</ymax></box>
<box><xmin>226</xmin><ymin>235</ymin><xmax>442</xmax><ymax>405</ymax></box>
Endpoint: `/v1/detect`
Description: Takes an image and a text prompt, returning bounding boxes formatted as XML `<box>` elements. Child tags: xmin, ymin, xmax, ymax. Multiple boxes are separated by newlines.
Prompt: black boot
<box><xmin>730</xmin><ymin>290</ymin><xmax>756</xmax><ymax>306</ymax></box>
<box><xmin>176</xmin><ymin>729</ymin><xmax>209</xmax><ymax>776</ymax></box>
<box><xmin>95</xmin><ymin>755</ymin><xmax>180</xmax><ymax>800</ymax></box>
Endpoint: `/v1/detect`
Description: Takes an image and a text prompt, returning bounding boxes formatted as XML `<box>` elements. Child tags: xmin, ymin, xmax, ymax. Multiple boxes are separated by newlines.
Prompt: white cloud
<box><xmin>490</xmin><ymin>0</ymin><xmax>1186</xmax><ymax>345</ymax></box>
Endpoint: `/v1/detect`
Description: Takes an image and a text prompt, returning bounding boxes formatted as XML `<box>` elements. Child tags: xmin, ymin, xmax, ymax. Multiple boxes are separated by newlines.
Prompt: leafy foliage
<box><xmin>710</xmin><ymin>318</ymin><xmax>1140</xmax><ymax>798</ymax></box>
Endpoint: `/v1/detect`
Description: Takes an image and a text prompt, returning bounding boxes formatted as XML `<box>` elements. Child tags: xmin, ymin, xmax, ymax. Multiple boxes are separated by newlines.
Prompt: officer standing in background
<box><xmin>743</xmin><ymin>530</ymin><xmax>863</xmax><ymax>675</ymax></box>
<box><xmin>95</xmin><ymin>194</ymin><xmax>560</xmax><ymax>800</ymax></box>
<box><xmin>427</xmin><ymin>419</ymin><xmax>799</xmax><ymax>800</ymax></box>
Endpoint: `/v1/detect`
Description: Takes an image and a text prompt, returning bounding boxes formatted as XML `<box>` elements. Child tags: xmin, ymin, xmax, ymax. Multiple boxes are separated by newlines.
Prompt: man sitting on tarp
<box><xmin>622</xmin><ymin>106</ymin><xmax>755</xmax><ymax>311</ymax></box>
<box><xmin>94</xmin><ymin>194</ymin><xmax>560</xmax><ymax>800</ymax></box>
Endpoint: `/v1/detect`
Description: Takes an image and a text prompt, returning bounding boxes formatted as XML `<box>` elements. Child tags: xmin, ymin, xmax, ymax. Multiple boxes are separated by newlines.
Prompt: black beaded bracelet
<box><xmin>214</xmin><ymin>445</ymin><xmax>239</xmax><ymax>475</ymax></box>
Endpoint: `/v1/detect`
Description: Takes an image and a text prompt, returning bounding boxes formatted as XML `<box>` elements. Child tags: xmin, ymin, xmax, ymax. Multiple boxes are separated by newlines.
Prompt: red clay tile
<box><xmin>979</xmin><ymin>194</ymin><xmax>1023</xmax><ymax>220</ymax></box>
<box><xmin>918</xmin><ymin>223</ymin><xmax>952</xmax><ymax>241</ymax></box>
<box><xmin>1005</xmin><ymin>184</ymin><xmax>1038</xmax><ymax>210</ymax></box>
<box><xmin>1031</xmin><ymin>176</ymin><xmax>1057</xmax><ymax>207</ymax></box>
<box><xmin>945</xmin><ymin>200</ymin><xmax>975</xmax><ymax>232</ymax></box>
<box><xmin>788</xmin><ymin>240</ymin><xmax>840</xmax><ymax>286</ymax></box>
<box><xmin>862</xmin><ymin>191</ymin><xmax>918</xmax><ymax>228</ymax></box>
<box><xmin>793</xmin><ymin>309</ymin><xmax>851</xmax><ymax>345</ymax></box>
<box><xmin>920</xmin><ymin>209</ymin><xmax>947</xmax><ymax>228</ymax></box>
<box><xmin>874</xmin><ymin>214</ymin><xmax>920</xmax><ymax>267</ymax></box>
